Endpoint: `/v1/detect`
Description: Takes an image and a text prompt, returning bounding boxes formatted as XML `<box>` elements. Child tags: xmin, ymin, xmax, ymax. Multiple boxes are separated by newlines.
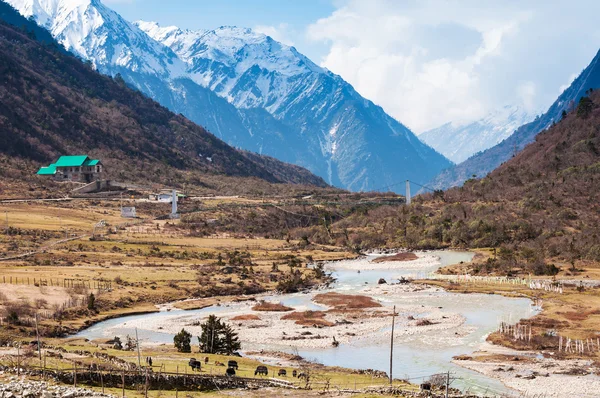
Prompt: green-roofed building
<box><xmin>37</xmin><ymin>155</ymin><xmax>104</xmax><ymax>182</ymax></box>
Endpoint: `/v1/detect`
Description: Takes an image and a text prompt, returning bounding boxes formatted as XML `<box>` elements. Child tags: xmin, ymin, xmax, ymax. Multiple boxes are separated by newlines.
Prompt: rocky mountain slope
<box><xmin>428</xmin><ymin>48</ymin><xmax>600</xmax><ymax>189</ymax></box>
<box><xmin>5</xmin><ymin>0</ymin><xmax>451</xmax><ymax>193</ymax></box>
<box><xmin>420</xmin><ymin>105</ymin><xmax>535</xmax><ymax>163</ymax></box>
<box><xmin>309</xmin><ymin>90</ymin><xmax>600</xmax><ymax>272</ymax></box>
<box><xmin>0</xmin><ymin>5</ymin><xmax>327</xmax><ymax>191</ymax></box>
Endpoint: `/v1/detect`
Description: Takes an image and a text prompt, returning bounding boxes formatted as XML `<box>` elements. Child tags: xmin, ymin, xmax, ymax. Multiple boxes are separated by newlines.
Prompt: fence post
<box><xmin>122</xmin><ymin>370</ymin><xmax>125</xmax><ymax>398</ymax></box>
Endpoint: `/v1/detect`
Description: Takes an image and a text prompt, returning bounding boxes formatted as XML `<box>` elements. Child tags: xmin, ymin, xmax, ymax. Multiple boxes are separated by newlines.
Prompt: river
<box><xmin>77</xmin><ymin>251</ymin><xmax>538</xmax><ymax>396</ymax></box>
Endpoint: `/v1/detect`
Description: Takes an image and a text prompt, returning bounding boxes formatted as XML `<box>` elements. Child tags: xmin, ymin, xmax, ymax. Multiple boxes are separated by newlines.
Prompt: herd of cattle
<box><xmin>188</xmin><ymin>358</ymin><xmax>306</xmax><ymax>379</ymax></box>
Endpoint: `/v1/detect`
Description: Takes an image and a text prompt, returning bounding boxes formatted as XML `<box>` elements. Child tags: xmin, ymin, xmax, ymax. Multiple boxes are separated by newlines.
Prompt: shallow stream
<box><xmin>77</xmin><ymin>251</ymin><xmax>538</xmax><ymax>396</ymax></box>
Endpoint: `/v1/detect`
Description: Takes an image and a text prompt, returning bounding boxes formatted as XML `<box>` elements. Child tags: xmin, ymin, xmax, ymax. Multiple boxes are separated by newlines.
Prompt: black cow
<box><xmin>420</xmin><ymin>382</ymin><xmax>431</xmax><ymax>391</ymax></box>
<box><xmin>189</xmin><ymin>358</ymin><xmax>201</xmax><ymax>372</ymax></box>
<box><xmin>226</xmin><ymin>367</ymin><xmax>236</xmax><ymax>377</ymax></box>
<box><xmin>292</xmin><ymin>370</ymin><xmax>297</xmax><ymax>377</ymax></box>
<box><xmin>254</xmin><ymin>365</ymin><xmax>268</xmax><ymax>376</ymax></box>
<box><xmin>227</xmin><ymin>360</ymin><xmax>238</xmax><ymax>370</ymax></box>
<box><xmin>278</xmin><ymin>369</ymin><xmax>287</xmax><ymax>377</ymax></box>
<box><xmin>297</xmin><ymin>372</ymin><xmax>308</xmax><ymax>380</ymax></box>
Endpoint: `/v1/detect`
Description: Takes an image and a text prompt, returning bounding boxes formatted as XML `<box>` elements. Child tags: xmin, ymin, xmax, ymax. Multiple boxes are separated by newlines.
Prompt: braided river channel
<box><xmin>77</xmin><ymin>251</ymin><xmax>539</xmax><ymax>396</ymax></box>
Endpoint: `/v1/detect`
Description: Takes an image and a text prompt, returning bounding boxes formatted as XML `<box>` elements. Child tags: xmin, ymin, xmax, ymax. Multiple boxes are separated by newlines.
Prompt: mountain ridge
<box><xmin>0</xmin><ymin>2</ymin><xmax>328</xmax><ymax>193</ymax></box>
<box><xmin>6</xmin><ymin>0</ymin><xmax>451</xmax><ymax>194</ymax></box>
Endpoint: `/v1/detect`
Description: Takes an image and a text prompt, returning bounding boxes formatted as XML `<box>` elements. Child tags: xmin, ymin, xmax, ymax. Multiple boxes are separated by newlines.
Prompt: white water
<box><xmin>77</xmin><ymin>251</ymin><xmax>538</xmax><ymax>396</ymax></box>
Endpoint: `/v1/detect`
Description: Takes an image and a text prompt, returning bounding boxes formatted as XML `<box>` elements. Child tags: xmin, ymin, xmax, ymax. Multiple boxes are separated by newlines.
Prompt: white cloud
<box><xmin>254</xmin><ymin>23</ymin><xmax>295</xmax><ymax>46</ymax></box>
<box><xmin>558</xmin><ymin>73</ymin><xmax>579</xmax><ymax>95</ymax></box>
<box><xmin>517</xmin><ymin>81</ymin><xmax>536</xmax><ymax>112</ymax></box>
<box><xmin>306</xmin><ymin>0</ymin><xmax>600</xmax><ymax>132</ymax></box>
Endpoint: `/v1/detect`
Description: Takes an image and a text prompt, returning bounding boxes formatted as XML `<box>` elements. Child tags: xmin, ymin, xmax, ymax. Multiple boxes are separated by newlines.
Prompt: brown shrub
<box><xmin>372</xmin><ymin>252</ymin><xmax>418</xmax><ymax>263</ymax></box>
<box><xmin>313</xmin><ymin>292</ymin><xmax>381</xmax><ymax>310</ymax></box>
<box><xmin>251</xmin><ymin>300</ymin><xmax>293</xmax><ymax>312</ymax></box>
<box><xmin>281</xmin><ymin>311</ymin><xmax>334</xmax><ymax>327</ymax></box>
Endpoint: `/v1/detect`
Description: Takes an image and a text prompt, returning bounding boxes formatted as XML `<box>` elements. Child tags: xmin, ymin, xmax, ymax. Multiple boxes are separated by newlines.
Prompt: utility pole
<box><xmin>34</xmin><ymin>314</ymin><xmax>41</xmax><ymax>361</ymax></box>
<box><xmin>445</xmin><ymin>371</ymin><xmax>450</xmax><ymax>398</ymax></box>
<box><xmin>405</xmin><ymin>181</ymin><xmax>411</xmax><ymax>205</ymax></box>
<box><xmin>389</xmin><ymin>305</ymin><xmax>396</xmax><ymax>385</ymax></box>
<box><xmin>135</xmin><ymin>328</ymin><xmax>142</xmax><ymax>369</ymax></box>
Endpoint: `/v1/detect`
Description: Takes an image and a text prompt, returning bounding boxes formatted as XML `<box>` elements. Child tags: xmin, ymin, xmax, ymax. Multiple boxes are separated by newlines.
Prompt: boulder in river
<box><xmin>378</xmin><ymin>278</ymin><xmax>387</xmax><ymax>284</ymax></box>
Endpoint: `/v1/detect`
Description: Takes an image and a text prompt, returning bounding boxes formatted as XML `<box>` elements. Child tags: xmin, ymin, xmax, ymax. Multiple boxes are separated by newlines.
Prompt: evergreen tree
<box><xmin>174</xmin><ymin>328</ymin><xmax>192</xmax><ymax>353</ymax></box>
<box><xmin>87</xmin><ymin>293</ymin><xmax>95</xmax><ymax>310</ymax></box>
<box><xmin>198</xmin><ymin>315</ymin><xmax>241</xmax><ymax>354</ymax></box>
<box><xmin>577</xmin><ymin>96</ymin><xmax>593</xmax><ymax>118</ymax></box>
<box><xmin>222</xmin><ymin>323</ymin><xmax>241</xmax><ymax>353</ymax></box>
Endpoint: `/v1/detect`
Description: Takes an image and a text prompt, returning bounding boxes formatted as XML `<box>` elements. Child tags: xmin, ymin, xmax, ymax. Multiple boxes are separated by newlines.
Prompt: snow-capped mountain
<box><xmin>419</xmin><ymin>105</ymin><xmax>536</xmax><ymax>163</ymax></box>
<box><xmin>6</xmin><ymin>0</ymin><xmax>452</xmax><ymax>193</ymax></box>
<box><xmin>7</xmin><ymin>0</ymin><xmax>184</xmax><ymax>77</ymax></box>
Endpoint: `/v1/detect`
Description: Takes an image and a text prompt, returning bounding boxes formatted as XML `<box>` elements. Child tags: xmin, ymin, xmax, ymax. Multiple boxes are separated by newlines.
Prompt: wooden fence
<box><xmin>0</xmin><ymin>276</ymin><xmax>112</xmax><ymax>290</ymax></box>
<box><xmin>497</xmin><ymin>321</ymin><xmax>600</xmax><ymax>355</ymax></box>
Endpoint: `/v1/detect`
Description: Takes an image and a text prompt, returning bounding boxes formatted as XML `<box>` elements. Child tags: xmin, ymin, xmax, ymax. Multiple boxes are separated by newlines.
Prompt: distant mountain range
<box><xmin>419</xmin><ymin>105</ymin><xmax>536</xmax><ymax>164</ymax></box>
<box><xmin>0</xmin><ymin>2</ymin><xmax>327</xmax><ymax>189</ymax></box>
<box><xmin>428</xmin><ymin>48</ymin><xmax>600</xmax><ymax>190</ymax></box>
<box><xmin>5</xmin><ymin>0</ymin><xmax>451</xmax><ymax>194</ymax></box>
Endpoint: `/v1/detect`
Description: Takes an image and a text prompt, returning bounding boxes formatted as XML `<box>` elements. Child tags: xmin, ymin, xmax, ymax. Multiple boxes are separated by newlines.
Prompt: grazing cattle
<box><xmin>292</xmin><ymin>370</ymin><xmax>297</xmax><ymax>377</ymax></box>
<box><xmin>254</xmin><ymin>365</ymin><xmax>268</xmax><ymax>376</ymax></box>
<box><xmin>278</xmin><ymin>369</ymin><xmax>287</xmax><ymax>377</ymax></box>
<box><xmin>188</xmin><ymin>358</ymin><xmax>201</xmax><ymax>372</ymax></box>
<box><xmin>215</xmin><ymin>361</ymin><xmax>225</xmax><ymax>366</ymax></box>
<box><xmin>226</xmin><ymin>367</ymin><xmax>236</xmax><ymax>377</ymax></box>
<box><xmin>227</xmin><ymin>360</ymin><xmax>239</xmax><ymax>370</ymax></box>
<box><xmin>297</xmin><ymin>372</ymin><xmax>308</xmax><ymax>380</ymax></box>
<box><xmin>204</xmin><ymin>357</ymin><xmax>209</xmax><ymax>364</ymax></box>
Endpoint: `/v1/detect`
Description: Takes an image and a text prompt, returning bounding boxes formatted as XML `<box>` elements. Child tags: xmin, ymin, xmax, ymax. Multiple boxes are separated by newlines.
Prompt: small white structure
<box><xmin>121</xmin><ymin>207</ymin><xmax>136</xmax><ymax>218</ymax></box>
<box><xmin>170</xmin><ymin>189</ymin><xmax>179</xmax><ymax>219</ymax></box>
<box><xmin>157</xmin><ymin>193</ymin><xmax>172</xmax><ymax>203</ymax></box>
<box><xmin>406</xmin><ymin>180</ymin><xmax>411</xmax><ymax>205</ymax></box>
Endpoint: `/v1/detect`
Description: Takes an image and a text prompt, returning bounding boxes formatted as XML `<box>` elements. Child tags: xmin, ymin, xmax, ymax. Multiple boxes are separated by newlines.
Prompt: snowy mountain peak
<box><xmin>136</xmin><ymin>21</ymin><xmax>323</xmax><ymax>75</ymax></box>
<box><xmin>136</xmin><ymin>20</ymin><xmax>325</xmax><ymax>110</ymax></box>
<box><xmin>420</xmin><ymin>104</ymin><xmax>537</xmax><ymax>163</ymax></box>
<box><xmin>6</xmin><ymin>0</ymin><xmax>186</xmax><ymax>77</ymax></box>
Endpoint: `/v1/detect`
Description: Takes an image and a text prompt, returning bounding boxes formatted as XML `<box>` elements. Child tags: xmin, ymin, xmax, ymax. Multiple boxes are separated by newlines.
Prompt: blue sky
<box><xmin>105</xmin><ymin>0</ymin><xmax>600</xmax><ymax>132</ymax></box>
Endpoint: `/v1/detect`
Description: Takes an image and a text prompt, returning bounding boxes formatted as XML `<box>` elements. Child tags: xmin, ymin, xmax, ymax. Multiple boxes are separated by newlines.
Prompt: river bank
<box><xmin>455</xmin><ymin>345</ymin><xmax>600</xmax><ymax>398</ymax></box>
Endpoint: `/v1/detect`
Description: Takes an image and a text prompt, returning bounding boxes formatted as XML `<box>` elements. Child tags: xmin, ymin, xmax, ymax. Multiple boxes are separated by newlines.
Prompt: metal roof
<box><xmin>37</xmin><ymin>164</ymin><xmax>57</xmax><ymax>175</ymax></box>
<box><xmin>84</xmin><ymin>159</ymin><xmax>100</xmax><ymax>166</ymax></box>
<box><xmin>54</xmin><ymin>155</ymin><xmax>89</xmax><ymax>167</ymax></box>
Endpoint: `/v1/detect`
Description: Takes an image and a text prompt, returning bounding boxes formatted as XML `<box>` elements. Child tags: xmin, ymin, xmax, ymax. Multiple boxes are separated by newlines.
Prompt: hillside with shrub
<box><xmin>291</xmin><ymin>92</ymin><xmax>600</xmax><ymax>276</ymax></box>
<box><xmin>0</xmin><ymin>5</ymin><xmax>327</xmax><ymax>196</ymax></box>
